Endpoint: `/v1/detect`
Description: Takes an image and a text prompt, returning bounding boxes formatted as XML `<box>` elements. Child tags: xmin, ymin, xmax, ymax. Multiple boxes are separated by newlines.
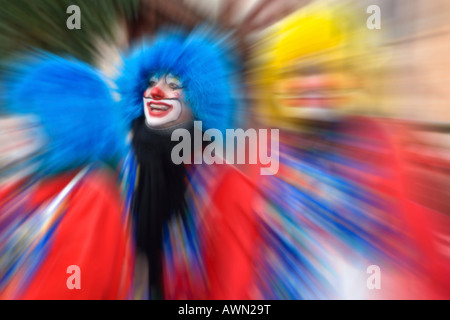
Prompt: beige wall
<box><xmin>380</xmin><ymin>0</ymin><xmax>450</xmax><ymax>124</ymax></box>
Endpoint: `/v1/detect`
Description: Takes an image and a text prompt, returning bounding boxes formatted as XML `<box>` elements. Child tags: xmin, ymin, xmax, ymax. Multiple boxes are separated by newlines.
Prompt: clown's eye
<box><xmin>148</xmin><ymin>75</ymin><xmax>159</xmax><ymax>87</ymax></box>
<box><xmin>168</xmin><ymin>83</ymin><xmax>181</xmax><ymax>90</ymax></box>
<box><xmin>165</xmin><ymin>74</ymin><xmax>183</xmax><ymax>90</ymax></box>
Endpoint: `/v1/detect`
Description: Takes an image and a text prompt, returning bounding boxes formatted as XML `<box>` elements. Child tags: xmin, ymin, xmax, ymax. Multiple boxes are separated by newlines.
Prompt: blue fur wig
<box><xmin>3</xmin><ymin>53</ymin><xmax>127</xmax><ymax>174</ymax></box>
<box><xmin>117</xmin><ymin>28</ymin><xmax>240</xmax><ymax>132</ymax></box>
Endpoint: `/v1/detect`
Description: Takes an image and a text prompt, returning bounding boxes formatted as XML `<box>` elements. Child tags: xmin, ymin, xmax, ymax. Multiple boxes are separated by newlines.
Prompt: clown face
<box><xmin>274</xmin><ymin>61</ymin><xmax>357</xmax><ymax>121</ymax></box>
<box><xmin>143</xmin><ymin>73</ymin><xmax>193</xmax><ymax>128</ymax></box>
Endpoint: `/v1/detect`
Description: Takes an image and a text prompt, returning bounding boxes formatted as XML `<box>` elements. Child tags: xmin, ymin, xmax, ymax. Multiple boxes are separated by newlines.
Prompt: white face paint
<box><xmin>142</xmin><ymin>74</ymin><xmax>191</xmax><ymax>128</ymax></box>
<box><xmin>143</xmin><ymin>97</ymin><xmax>183</xmax><ymax>127</ymax></box>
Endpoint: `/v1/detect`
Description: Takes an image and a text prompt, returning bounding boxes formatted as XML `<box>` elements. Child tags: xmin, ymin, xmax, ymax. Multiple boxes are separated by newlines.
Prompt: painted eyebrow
<box><xmin>147</xmin><ymin>74</ymin><xmax>184</xmax><ymax>88</ymax></box>
<box><xmin>165</xmin><ymin>74</ymin><xmax>183</xmax><ymax>84</ymax></box>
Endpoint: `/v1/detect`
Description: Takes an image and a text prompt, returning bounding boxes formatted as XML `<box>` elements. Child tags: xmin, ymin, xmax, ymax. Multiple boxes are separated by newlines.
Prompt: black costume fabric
<box><xmin>131</xmin><ymin>116</ymin><xmax>194</xmax><ymax>299</ymax></box>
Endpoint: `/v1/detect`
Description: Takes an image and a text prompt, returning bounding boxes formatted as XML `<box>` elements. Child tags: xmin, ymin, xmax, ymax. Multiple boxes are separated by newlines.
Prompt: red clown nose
<box><xmin>150</xmin><ymin>86</ymin><xmax>165</xmax><ymax>100</ymax></box>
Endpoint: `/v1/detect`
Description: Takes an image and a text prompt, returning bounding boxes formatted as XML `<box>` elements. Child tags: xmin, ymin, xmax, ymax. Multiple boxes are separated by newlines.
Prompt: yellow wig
<box><xmin>249</xmin><ymin>1</ymin><xmax>383</xmax><ymax>128</ymax></box>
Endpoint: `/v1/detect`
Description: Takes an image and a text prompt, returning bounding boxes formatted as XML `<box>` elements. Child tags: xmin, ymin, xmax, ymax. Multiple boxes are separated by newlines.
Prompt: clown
<box><xmin>247</xmin><ymin>2</ymin><xmax>440</xmax><ymax>299</ymax></box>
<box><xmin>0</xmin><ymin>55</ymin><xmax>133</xmax><ymax>299</ymax></box>
<box><xmin>117</xmin><ymin>29</ymin><xmax>259</xmax><ymax>299</ymax></box>
<box><xmin>250</xmin><ymin>1</ymin><xmax>374</xmax><ymax>129</ymax></box>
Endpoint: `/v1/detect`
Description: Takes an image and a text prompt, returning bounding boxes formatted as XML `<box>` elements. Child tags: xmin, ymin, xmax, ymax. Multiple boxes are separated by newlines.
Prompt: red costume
<box><xmin>0</xmin><ymin>169</ymin><xmax>133</xmax><ymax>299</ymax></box>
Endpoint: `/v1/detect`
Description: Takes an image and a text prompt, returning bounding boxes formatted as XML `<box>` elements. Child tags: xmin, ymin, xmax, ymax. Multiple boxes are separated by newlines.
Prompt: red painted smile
<box><xmin>146</xmin><ymin>101</ymin><xmax>173</xmax><ymax>117</ymax></box>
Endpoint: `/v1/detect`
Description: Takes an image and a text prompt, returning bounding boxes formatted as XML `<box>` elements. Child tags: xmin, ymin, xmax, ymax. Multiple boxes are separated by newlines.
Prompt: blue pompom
<box><xmin>4</xmin><ymin>53</ymin><xmax>127</xmax><ymax>174</ymax></box>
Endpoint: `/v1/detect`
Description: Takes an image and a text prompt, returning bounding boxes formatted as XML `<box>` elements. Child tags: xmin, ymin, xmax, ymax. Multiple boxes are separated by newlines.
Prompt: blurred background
<box><xmin>0</xmin><ymin>0</ymin><xmax>449</xmax><ymax>299</ymax></box>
